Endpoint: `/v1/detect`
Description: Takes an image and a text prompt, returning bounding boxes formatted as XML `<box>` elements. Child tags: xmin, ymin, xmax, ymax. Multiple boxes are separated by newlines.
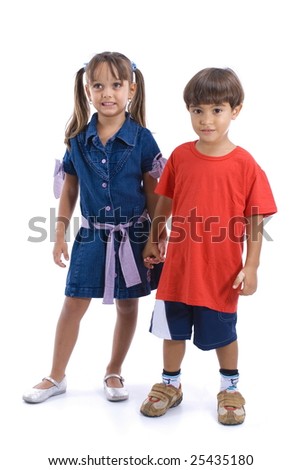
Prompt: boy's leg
<box><xmin>104</xmin><ymin>298</ymin><xmax>138</xmax><ymax>399</ymax></box>
<box><xmin>163</xmin><ymin>338</ymin><xmax>186</xmax><ymax>371</ymax></box>
<box><xmin>140</xmin><ymin>339</ymin><xmax>185</xmax><ymax>417</ymax></box>
<box><xmin>216</xmin><ymin>340</ymin><xmax>245</xmax><ymax>425</ymax></box>
<box><xmin>216</xmin><ymin>340</ymin><xmax>238</xmax><ymax>370</ymax></box>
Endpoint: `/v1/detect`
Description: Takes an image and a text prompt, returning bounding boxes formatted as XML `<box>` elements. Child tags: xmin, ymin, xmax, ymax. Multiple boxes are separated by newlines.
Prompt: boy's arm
<box><xmin>143</xmin><ymin>195</ymin><xmax>172</xmax><ymax>268</ymax></box>
<box><xmin>233</xmin><ymin>214</ymin><xmax>263</xmax><ymax>295</ymax></box>
<box><xmin>53</xmin><ymin>173</ymin><xmax>79</xmax><ymax>267</ymax></box>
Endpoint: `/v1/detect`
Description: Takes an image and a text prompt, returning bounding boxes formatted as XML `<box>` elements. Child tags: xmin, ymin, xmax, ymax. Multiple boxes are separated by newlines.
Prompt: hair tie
<box><xmin>131</xmin><ymin>62</ymin><xmax>137</xmax><ymax>71</ymax></box>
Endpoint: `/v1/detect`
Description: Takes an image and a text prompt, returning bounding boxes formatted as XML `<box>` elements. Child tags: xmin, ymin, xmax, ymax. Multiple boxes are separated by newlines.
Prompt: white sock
<box><xmin>162</xmin><ymin>370</ymin><xmax>181</xmax><ymax>389</ymax></box>
<box><xmin>220</xmin><ymin>372</ymin><xmax>239</xmax><ymax>392</ymax></box>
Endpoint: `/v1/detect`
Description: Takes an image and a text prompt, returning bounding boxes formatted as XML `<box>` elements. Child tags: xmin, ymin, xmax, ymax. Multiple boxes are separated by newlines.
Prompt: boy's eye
<box><xmin>213</xmin><ymin>108</ymin><xmax>222</xmax><ymax>114</ymax></box>
<box><xmin>192</xmin><ymin>108</ymin><xmax>202</xmax><ymax>114</ymax></box>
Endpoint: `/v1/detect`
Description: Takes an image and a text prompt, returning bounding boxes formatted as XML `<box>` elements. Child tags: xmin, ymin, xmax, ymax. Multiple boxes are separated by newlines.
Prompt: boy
<box><xmin>140</xmin><ymin>68</ymin><xmax>277</xmax><ymax>425</ymax></box>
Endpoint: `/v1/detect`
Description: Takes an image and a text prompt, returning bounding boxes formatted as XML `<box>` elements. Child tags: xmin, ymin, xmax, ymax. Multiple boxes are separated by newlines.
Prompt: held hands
<box><xmin>53</xmin><ymin>239</ymin><xmax>69</xmax><ymax>268</ymax></box>
<box><xmin>143</xmin><ymin>238</ymin><xmax>167</xmax><ymax>269</ymax></box>
<box><xmin>232</xmin><ymin>266</ymin><xmax>258</xmax><ymax>296</ymax></box>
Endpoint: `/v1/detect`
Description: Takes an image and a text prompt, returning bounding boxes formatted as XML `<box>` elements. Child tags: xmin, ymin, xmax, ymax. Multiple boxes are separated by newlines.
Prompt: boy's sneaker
<box><xmin>140</xmin><ymin>383</ymin><xmax>183</xmax><ymax>417</ymax></box>
<box><xmin>217</xmin><ymin>389</ymin><xmax>245</xmax><ymax>425</ymax></box>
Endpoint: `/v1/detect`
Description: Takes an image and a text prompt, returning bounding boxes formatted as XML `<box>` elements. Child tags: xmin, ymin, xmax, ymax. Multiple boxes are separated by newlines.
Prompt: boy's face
<box><xmin>188</xmin><ymin>102</ymin><xmax>242</xmax><ymax>145</ymax></box>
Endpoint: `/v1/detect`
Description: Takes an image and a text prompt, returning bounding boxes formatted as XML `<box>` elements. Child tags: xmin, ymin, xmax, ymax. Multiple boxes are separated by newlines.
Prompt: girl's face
<box><xmin>85</xmin><ymin>62</ymin><xmax>136</xmax><ymax>119</ymax></box>
<box><xmin>188</xmin><ymin>102</ymin><xmax>242</xmax><ymax>147</ymax></box>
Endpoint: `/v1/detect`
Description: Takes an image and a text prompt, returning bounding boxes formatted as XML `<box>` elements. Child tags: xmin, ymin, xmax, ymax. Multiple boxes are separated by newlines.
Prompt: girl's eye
<box><xmin>93</xmin><ymin>83</ymin><xmax>103</xmax><ymax>90</ymax></box>
<box><xmin>113</xmin><ymin>82</ymin><xmax>122</xmax><ymax>89</ymax></box>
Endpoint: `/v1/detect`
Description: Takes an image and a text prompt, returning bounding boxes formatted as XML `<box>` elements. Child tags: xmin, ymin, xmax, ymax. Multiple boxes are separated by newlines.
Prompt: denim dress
<box><xmin>55</xmin><ymin>113</ymin><xmax>164</xmax><ymax>303</ymax></box>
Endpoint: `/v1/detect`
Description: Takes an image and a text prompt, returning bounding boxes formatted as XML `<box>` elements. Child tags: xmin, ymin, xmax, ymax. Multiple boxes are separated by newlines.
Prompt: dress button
<box><xmin>105</xmin><ymin>206</ymin><xmax>111</xmax><ymax>211</ymax></box>
<box><xmin>102</xmin><ymin>182</ymin><xmax>107</xmax><ymax>188</ymax></box>
<box><xmin>101</xmin><ymin>159</ymin><xmax>106</xmax><ymax>164</ymax></box>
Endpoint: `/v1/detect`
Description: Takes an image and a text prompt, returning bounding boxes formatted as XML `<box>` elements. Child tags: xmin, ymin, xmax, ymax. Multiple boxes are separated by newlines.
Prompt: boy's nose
<box><xmin>200</xmin><ymin>112</ymin><xmax>212</xmax><ymax>124</ymax></box>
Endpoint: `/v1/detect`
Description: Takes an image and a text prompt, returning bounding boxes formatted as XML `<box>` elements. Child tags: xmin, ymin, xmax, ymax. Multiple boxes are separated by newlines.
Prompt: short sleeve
<box><xmin>140</xmin><ymin>129</ymin><xmax>162</xmax><ymax>174</ymax></box>
<box><xmin>155</xmin><ymin>153</ymin><xmax>175</xmax><ymax>199</ymax></box>
<box><xmin>148</xmin><ymin>153</ymin><xmax>167</xmax><ymax>179</ymax></box>
<box><xmin>244</xmin><ymin>167</ymin><xmax>277</xmax><ymax>218</ymax></box>
<box><xmin>53</xmin><ymin>148</ymin><xmax>77</xmax><ymax>199</ymax></box>
<box><xmin>62</xmin><ymin>148</ymin><xmax>77</xmax><ymax>175</ymax></box>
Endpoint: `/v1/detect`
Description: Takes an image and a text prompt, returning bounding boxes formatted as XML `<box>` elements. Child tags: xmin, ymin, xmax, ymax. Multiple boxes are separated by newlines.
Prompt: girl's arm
<box><xmin>53</xmin><ymin>173</ymin><xmax>79</xmax><ymax>267</ymax></box>
<box><xmin>232</xmin><ymin>214</ymin><xmax>264</xmax><ymax>295</ymax></box>
<box><xmin>142</xmin><ymin>191</ymin><xmax>172</xmax><ymax>268</ymax></box>
<box><xmin>142</xmin><ymin>172</ymin><xmax>160</xmax><ymax>220</ymax></box>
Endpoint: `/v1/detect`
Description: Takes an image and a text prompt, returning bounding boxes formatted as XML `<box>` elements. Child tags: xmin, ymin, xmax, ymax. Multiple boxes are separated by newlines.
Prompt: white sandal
<box><xmin>103</xmin><ymin>374</ymin><xmax>129</xmax><ymax>402</ymax></box>
<box><xmin>23</xmin><ymin>376</ymin><xmax>67</xmax><ymax>404</ymax></box>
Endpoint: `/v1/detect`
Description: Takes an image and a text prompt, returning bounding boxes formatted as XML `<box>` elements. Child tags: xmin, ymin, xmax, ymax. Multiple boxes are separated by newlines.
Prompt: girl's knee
<box><xmin>61</xmin><ymin>296</ymin><xmax>91</xmax><ymax>317</ymax></box>
<box><xmin>115</xmin><ymin>298</ymin><xmax>139</xmax><ymax>316</ymax></box>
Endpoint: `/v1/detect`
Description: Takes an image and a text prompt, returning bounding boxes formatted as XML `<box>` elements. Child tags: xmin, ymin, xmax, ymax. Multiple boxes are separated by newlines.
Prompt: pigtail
<box><xmin>64</xmin><ymin>67</ymin><xmax>91</xmax><ymax>149</ymax></box>
<box><xmin>128</xmin><ymin>68</ymin><xmax>146</xmax><ymax>128</ymax></box>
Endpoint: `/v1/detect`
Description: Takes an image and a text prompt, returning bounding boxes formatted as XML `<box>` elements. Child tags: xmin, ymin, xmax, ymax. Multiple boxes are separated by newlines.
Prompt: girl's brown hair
<box><xmin>65</xmin><ymin>52</ymin><xmax>146</xmax><ymax>148</ymax></box>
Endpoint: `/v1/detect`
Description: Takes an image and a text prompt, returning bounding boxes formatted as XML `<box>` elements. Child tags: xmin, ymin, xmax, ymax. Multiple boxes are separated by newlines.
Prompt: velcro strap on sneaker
<box><xmin>217</xmin><ymin>391</ymin><xmax>245</xmax><ymax>408</ymax></box>
<box><xmin>148</xmin><ymin>383</ymin><xmax>181</xmax><ymax>403</ymax></box>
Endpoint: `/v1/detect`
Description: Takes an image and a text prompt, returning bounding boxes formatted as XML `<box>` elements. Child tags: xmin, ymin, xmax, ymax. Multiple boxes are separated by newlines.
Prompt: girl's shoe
<box><xmin>217</xmin><ymin>390</ymin><xmax>245</xmax><ymax>425</ymax></box>
<box><xmin>103</xmin><ymin>374</ymin><xmax>129</xmax><ymax>401</ymax></box>
<box><xmin>22</xmin><ymin>376</ymin><xmax>67</xmax><ymax>404</ymax></box>
<box><xmin>140</xmin><ymin>383</ymin><xmax>183</xmax><ymax>417</ymax></box>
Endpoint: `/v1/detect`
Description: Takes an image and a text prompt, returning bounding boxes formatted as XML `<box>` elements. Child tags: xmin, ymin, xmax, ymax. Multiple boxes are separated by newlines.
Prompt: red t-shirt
<box><xmin>155</xmin><ymin>142</ymin><xmax>277</xmax><ymax>312</ymax></box>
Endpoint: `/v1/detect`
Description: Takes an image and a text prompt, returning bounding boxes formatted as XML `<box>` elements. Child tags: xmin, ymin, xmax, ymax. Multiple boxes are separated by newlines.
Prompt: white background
<box><xmin>0</xmin><ymin>1</ymin><xmax>300</xmax><ymax>468</ymax></box>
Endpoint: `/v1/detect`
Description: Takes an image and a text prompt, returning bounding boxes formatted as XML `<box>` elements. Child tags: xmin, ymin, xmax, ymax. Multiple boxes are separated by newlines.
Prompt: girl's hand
<box><xmin>232</xmin><ymin>267</ymin><xmax>258</xmax><ymax>296</ymax></box>
<box><xmin>143</xmin><ymin>238</ymin><xmax>166</xmax><ymax>269</ymax></box>
<box><xmin>53</xmin><ymin>240</ymin><xmax>69</xmax><ymax>267</ymax></box>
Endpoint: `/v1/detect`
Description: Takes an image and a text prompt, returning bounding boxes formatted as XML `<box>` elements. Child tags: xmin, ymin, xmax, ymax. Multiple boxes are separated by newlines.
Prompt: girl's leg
<box><xmin>105</xmin><ymin>298</ymin><xmax>139</xmax><ymax>388</ymax></box>
<box><xmin>34</xmin><ymin>296</ymin><xmax>91</xmax><ymax>389</ymax></box>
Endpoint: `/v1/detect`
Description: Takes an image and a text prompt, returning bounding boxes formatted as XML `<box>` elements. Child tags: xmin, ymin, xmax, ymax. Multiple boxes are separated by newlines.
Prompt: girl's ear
<box><xmin>231</xmin><ymin>104</ymin><xmax>243</xmax><ymax>120</ymax></box>
<box><xmin>85</xmin><ymin>84</ymin><xmax>91</xmax><ymax>101</ymax></box>
<box><xmin>129</xmin><ymin>82</ymin><xmax>137</xmax><ymax>100</ymax></box>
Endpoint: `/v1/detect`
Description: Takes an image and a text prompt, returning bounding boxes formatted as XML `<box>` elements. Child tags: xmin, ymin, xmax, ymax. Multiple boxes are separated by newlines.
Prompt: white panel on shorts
<box><xmin>150</xmin><ymin>300</ymin><xmax>172</xmax><ymax>339</ymax></box>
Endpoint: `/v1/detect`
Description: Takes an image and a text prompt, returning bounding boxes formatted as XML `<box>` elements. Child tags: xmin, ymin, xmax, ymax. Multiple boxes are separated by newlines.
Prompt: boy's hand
<box><xmin>143</xmin><ymin>238</ymin><xmax>166</xmax><ymax>269</ymax></box>
<box><xmin>232</xmin><ymin>267</ymin><xmax>258</xmax><ymax>296</ymax></box>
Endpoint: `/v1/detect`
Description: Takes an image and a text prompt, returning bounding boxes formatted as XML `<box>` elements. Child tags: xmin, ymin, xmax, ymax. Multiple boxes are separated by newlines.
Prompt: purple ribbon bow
<box><xmin>82</xmin><ymin>217</ymin><xmax>142</xmax><ymax>304</ymax></box>
<box><xmin>148</xmin><ymin>153</ymin><xmax>167</xmax><ymax>179</ymax></box>
<box><xmin>53</xmin><ymin>159</ymin><xmax>65</xmax><ymax>199</ymax></box>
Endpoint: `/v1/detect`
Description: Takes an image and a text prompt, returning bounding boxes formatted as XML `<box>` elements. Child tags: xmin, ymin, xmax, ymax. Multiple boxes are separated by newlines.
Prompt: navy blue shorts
<box><xmin>150</xmin><ymin>300</ymin><xmax>237</xmax><ymax>351</ymax></box>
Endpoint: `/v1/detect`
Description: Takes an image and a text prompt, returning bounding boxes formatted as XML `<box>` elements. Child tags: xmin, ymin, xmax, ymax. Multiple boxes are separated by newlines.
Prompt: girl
<box><xmin>23</xmin><ymin>51</ymin><xmax>165</xmax><ymax>404</ymax></box>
